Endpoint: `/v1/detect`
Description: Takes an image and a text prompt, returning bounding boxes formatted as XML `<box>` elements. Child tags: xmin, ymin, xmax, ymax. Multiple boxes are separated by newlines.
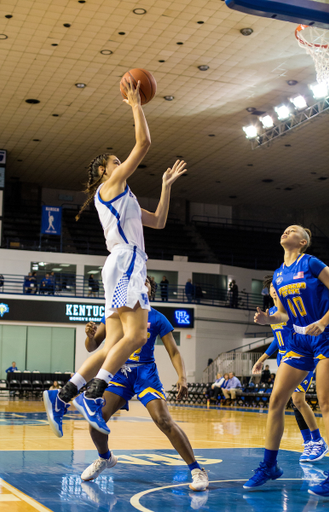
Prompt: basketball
<box><xmin>120</xmin><ymin>68</ymin><xmax>157</xmax><ymax>105</ymax></box>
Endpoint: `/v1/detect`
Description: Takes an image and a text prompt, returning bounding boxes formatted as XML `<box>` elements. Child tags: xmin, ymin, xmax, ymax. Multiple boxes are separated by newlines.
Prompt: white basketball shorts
<box><xmin>102</xmin><ymin>244</ymin><xmax>150</xmax><ymax>318</ymax></box>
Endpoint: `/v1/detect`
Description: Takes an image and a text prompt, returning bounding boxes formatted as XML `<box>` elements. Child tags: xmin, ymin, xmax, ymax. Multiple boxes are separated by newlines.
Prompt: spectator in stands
<box><xmin>30</xmin><ymin>271</ymin><xmax>38</xmax><ymax>294</ymax></box>
<box><xmin>88</xmin><ymin>274</ymin><xmax>99</xmax><ymax>297</ymax></box>
<box><xmin>222</xmin><ymin>372</ymin><xmax>242</xmax><ymax>403</ymax></box>
<box><xmin>261</xmin><ymin>279</ymin><xmax>272</xmax><ymax>310</ymax></box>
<box><xmin>49</xmin><ymin>381</ymin><xmax>61</xmax><ymax>390</ymax></box>
<box><xmin>261</xmin><ymin>364</ymin><xmax>271</xmax><ymax>384</ymax></box>
<box><xmin>49</xmin><ymin>271</ymin><xmax>56</xmax><ymax>294</ymax></box>
<box><xmin>0</xmin><ymin>273</ymin><xmax>4</xmax><ymax>292</ymax></box>
<box><xmin>195</xmin><ymin>284</ymin><xmax>203</xmax><ymax>304</ymax></box>
<box><xmin>149</xmin><ymin>277</ymin><xmax>157</xmax><ymax>301</ymax></box>
<box><xmin>40</xmin><ymin>273</ymin><xmax>52</xmax><ymax>294</ymax></box>
<box><xmin>229</xmin><ymin>280</ymin><xmax>239</xmax><ymax>308</ymax></box>
<box><xmin>23</xmin><ymin>272</ymin><xmax>34</xmax><ymax>294</ymax></box>
<box><xmin>269</xmin><ymin>373</ymin><xmax>276</xmax><ymax>385</ymax></box>
<box><xmin>160</xmin><ymin>276</ymin><xmax>169</xmax><ymax>302</ymax></box>
<box><xmin>185</xmin><ymin>279</ymin><xmax>194</xmax><ymax>303</ymax></box>
<box><xmin>208</xmin><ymin>373</ymin><xmax>226</xmax><ymax>401</ymax></box>
<box><xmin>6</xmin><ymin>361</ymin><xmax>18</xmax><ymax>373</ymax></box>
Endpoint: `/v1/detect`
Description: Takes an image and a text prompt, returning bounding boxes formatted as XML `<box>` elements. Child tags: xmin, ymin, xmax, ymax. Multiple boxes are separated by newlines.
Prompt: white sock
<box><xmin>69</xmin><ymin>373</ymin><xmax>87</xmax><ymax>391</ymax></box>
<box><xmin>96</xmin><ymin>369</ymin><xmax>113</xmax><ymax>384</ymax></box>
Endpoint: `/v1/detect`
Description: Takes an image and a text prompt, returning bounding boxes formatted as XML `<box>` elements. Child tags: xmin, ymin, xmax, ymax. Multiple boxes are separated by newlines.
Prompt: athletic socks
<box><xmin>188</xmin><ymin>461</ymin><xmax>201</xmax><ymax>472</ymax></box>
<box><xmin>264</xmin><ymin>449</ymin><xmax>279</xmax><ymax>468</ymax></box>
<box><xmin>301</xmin><ymin>428</ymin><xmax>312</xmax><ymax>443</ymax></box>
<box><xmin>99</xmin><ymin>450</ymin><xmax>111</xmax><ymax>460</ymax></box>
<box><xmin>58</xmin><ymin>381</ymin><xmax>78</xmax><ymax>403</ymax></box>
<box><xmin>84</xmin><ymin>378</ymin><xmax>108</xmax><ymax>399</ymax></box>
<box><xmin>95</xmin><ymin>369</ymin><xmax>113</xmax><ymax>384</ymax></box>
<box><xmin>311</xmin><ymin>428</ymin><xmax>321</xmax><ymax>442</ymax></box>
<box><xmin>69</xmin><ymin>373</ymin><xmax>87</xmax><ymax>391</ymax></box>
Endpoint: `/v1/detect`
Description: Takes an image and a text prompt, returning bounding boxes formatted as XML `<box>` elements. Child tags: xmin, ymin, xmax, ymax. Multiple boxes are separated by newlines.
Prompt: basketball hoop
<box><xmin>295</xmin><ymin>24</ymin><xmax>329</xmax><ymax>87</ymax></box>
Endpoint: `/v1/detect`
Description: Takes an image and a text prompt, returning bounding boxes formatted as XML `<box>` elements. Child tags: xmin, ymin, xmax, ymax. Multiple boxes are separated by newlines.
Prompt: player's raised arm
<box><xmin>161</xmin><ymin>331</ymin><xmax>188</xmax><ymax>400</ymax></box>
<box><xmin>103</xmin><ymin>79</ymin><xmax>151</xmax><ymax>192</ymax></box>
<box><xmin>141</xmin><ymin>160</ymin><xmax>187</xmax><ymax>229</ymax></box>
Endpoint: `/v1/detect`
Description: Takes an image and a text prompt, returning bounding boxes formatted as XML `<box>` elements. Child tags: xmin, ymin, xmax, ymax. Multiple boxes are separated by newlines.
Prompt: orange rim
<box><xmin>295</xmin><ymin>24</ymin><xmax>329</xmax><ymax>49</ymax></box>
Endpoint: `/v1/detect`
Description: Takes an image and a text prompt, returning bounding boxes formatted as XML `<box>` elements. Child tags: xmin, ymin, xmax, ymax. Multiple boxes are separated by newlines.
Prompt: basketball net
<box><xmin>295</xmin><ymin>25</ymin><xmax>329</xmax><ymax>87</ymax></box>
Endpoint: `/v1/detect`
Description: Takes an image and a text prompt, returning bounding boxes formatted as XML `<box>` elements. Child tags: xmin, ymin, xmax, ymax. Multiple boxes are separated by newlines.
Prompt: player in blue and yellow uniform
<box><xmin>252</xmin><ymin>275</ymin><xmax>323</xmax><ymax>463</ymax></box>
<box><xmin>80</xmin><ymin>277</ymin><xmax>209</xmax><ymax>492</ymax></box>
<box><xmin>245</xmin><ymin>226</ymin><xmax>329</xmax><ymax>496</ymax></box>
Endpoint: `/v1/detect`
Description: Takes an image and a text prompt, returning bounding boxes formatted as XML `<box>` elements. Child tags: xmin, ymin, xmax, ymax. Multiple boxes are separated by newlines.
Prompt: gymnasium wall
<box><xmin>0</xmin><ymin>248</ymin><xmax>273</xmax><ymax>389</ymax></box>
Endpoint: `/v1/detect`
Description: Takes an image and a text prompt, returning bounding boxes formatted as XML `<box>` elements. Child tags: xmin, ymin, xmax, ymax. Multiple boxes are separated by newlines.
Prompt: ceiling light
<box><xmin>100</xmin><ymin>49</ymin><xmax>113</xmax><ymax>55</ymax></box>
<box><xmin>52</xmin><ymin>268</ymin><xmax>62</xmax><ymax>272</ymax></box>
<box><xmin>60</xmin><ymin>264</ymin><xmax>70</xmax><ymax>267</ymax></box>
<box><xmin>88</xmin><ymin>270</ymin><xmax>100</xmax><ymax>274</ymax></box>
<box><xmin>310</xmin><ymin>82</ymin><xmax>328</xmax><ymax>99</ymax></box>
<box><xmin>198</xmin><ymin>65</ymin><xmax>209</xmax><ymax>71</ymax></box>
<box><xmin>164</xmin><ymin>96</ymin><xmax>174</xmax><ymax>101</ymax></box>
<box><xmin>259</xmin><ymin>115</ymin><xmax>274</xmax><ymax>128</ymax></box>
<box><xmin>240</xmin><ymin>28</ymin><xmax>253</xmax><ymax>36</ymax></box>
<box><xmin>274</xmin><ymin>104</ymin><xmax>291</xmax><ymax>120</ymax></box>
<box><xmin>243</xmin><ymin>125</ymin><xmax>258</xmax><ymax>139</ymax></box>
<box><xmin>133</xmin><ymin>8</ymin><xmax>147</xmax><ymax>14</ymax></box>
<box><xmin>290</xmin><ymin>95</ymin><xmax>307</xmax><ymax>109</ymax></box>
<box><xmin>246</xmin><ymin>107</ymin><xmax>256</xmax><ymax>112</ymax></box>
<box><xmin>286</xmin><ymin>80</ymin><xmax>298</xmax><ymax>86</ymax></box>
<box><xmin>75</xmin><ymin>83</ymin><xmax>86</xmax><ymax>88</ymax></box>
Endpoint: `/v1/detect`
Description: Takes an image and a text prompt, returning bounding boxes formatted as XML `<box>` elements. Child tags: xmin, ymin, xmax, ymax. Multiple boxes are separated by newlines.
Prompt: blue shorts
<box><xmin>277</xmin><ymin>351</ymin><xmax>313</xmax><ymax>393</ymax></box>
<box><xmin>282</xmin><ymin>331</ymin><xmax>329</xmax><ymax>372</ymax></box>
<box><xmin>105</xmin><ymin>363</ymin><xmax>166</xmax><ymax>411</ymax></box>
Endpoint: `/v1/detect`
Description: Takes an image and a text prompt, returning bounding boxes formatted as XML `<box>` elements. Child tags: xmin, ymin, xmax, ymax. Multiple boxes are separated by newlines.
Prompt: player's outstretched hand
<box><xmin>122</xmin><ymin>78</ymin><xmax>141</xmax><ymax>107</ymax></box>
<box><xmin>252</xmin><ymin>360</ymin><xmax>264</xmax><ymax>374</ymax></box>
<box><xmin>254</xmin><ymin>307</ymin><xmax>270</xmax><ymax>325</ymax></box>
<box><xmin>162</xmin><ymin>160</ymin><xmax>187</xmax><ymax>187</ymax></box>
<box><xmin>305</xmin><ymin>321</ymin><xmax>326</xmax><ymax>336</ymax></box>
<box><xmin>85</xmin><ymin>322</ymin><xmax>97</xmax><ymax>339</ymax></box>
<box><xmin>176</xmin><ymin>378</ymin><xmax>188</xmax><ymax>400</ymax></box>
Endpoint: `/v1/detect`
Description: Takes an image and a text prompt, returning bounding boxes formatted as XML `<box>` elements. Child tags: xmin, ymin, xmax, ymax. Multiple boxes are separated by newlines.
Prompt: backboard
<box><xmin>225</xmin><ymin>0</ymin><xmax>329</xmax><ymax>29</ymax></box>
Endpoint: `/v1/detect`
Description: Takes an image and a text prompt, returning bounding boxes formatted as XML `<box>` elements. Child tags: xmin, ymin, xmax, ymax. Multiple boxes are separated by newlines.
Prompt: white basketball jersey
<box><xmin>94</xmin><ymin>184</ymin><xmax>145</xmax><ymax>253</ymax></box>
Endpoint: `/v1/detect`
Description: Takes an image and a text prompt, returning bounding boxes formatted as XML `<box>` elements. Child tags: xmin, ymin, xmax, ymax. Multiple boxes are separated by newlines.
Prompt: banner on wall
<box><xmin>0</xmin><ymin>299</ymin><xmax>194</xmax><ymax>328</ymax></box>
<box><xmin>41</xmin><ymin>206</ymin><xmax>62</xmax><ymax>235</ymax></box>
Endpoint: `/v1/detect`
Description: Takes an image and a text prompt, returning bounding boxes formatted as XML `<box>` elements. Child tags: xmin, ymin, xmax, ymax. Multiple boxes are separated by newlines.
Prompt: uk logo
<box><xmin>175</xmin><ymin>310</ymin><xmax>190</xmax><ymax>325</ymax></box>
<box><xmin>141</xmin><ymin>293</ymin><xmax>149</xmax><ymax>306</ymax></box>
<box><xmin>0</xmin><ymin>303</ymin><xmax>9</xmax><ymax>318</ymax></box>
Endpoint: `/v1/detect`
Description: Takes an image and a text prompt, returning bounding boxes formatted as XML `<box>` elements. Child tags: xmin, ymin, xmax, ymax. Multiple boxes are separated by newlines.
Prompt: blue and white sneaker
<box><xmin>73</xmin><ymin>393</ymin><xmax>110</xmax><ymax>435</ymax></box>
<box><xmin>299</xmin><ymin>441</ymin><xmax>314</xmax><ymax>462</ymax></box>
<box><xmin>309</xmin><ymin>471</ymin><xmax>329</xmax><ymax>497</ymax></box>
<box><xmin>308</xmin><ymin>438</ymin><xmax>328</xmax><ymax>462</ymax></box>
<box><xmin>43</xmin><ymin>389</ymin><xmax>70</xmax><ymax>438</ymax></box>
<box><xmin>243</xmin><ymin>462</ymin><xmax>283</xmax><ymax>489</ymax></box>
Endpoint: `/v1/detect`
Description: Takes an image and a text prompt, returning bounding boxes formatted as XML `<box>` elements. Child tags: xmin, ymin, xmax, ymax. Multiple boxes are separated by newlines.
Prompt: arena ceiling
<box><xmin>1</xmin><ymin>0</ymin><xmax>329</xmax><ymax>209</ymax></box>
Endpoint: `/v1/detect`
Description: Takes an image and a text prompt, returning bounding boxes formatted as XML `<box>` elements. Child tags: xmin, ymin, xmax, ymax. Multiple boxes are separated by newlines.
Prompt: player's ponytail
<box><xmin>300</xmin><ymin>226</ymin><xmax>312</xmax><ymax>253</ymax></box>
<box><xmin>262</xmin><ymin>274</ymin><xmax>274</xmax><ymax>290</ymax></box>
<box><xmin>75</xmin><ymin>154</ymin><xmax>110</xmax><ymax>221</ymax></box>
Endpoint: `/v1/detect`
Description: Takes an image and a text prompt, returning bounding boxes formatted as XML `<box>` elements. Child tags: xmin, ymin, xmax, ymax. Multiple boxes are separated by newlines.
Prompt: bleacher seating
<box><xmin>167</xmin><ymin>381</ymin><xmax>319</xmax><ymax>411</ymax></box>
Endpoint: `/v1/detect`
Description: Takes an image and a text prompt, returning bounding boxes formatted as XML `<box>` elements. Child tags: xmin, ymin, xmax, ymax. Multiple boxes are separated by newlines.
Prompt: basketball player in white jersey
<box><xmin>44</xmin><ymin>78</ymin><xmax>187</xmax><ymax>436</ymax></box>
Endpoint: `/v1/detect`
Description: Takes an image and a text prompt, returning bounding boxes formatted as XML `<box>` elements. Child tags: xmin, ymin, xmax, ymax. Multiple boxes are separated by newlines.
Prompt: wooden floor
<box><xmin>0</xmin><ymin>398</ymin><xmax>327</xmax><ymax>512</ymax></box>
<box><xmin>0</xmin><ymin>398</ymin><xmax>324</xmax><ymax>453</ymax></box>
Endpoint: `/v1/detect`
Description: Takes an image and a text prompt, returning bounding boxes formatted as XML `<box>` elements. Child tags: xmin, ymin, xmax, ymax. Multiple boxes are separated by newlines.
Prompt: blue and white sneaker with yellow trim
<box><xmin>308</xmin><ymin>438</ymin><xmax>328</xmax><ymax>462</ymax></box>
<box><xmin>243</xmin><ymin>462</ymin><xmax>283</xmax><ymax>489</ymax></box>
<box><xmin>73</xmin><ymin>393</ymin><xmax>110</xmax><ymax>435</ymax></box>
<box><xmin>309</xmin><ymin>472</ymin><xmax>329</xmax><ymax>497</ymax></box>
<box><xmin>43</xmin><ymin>389</ymin><xmax>70</xmax><ymax>438</ymax></box>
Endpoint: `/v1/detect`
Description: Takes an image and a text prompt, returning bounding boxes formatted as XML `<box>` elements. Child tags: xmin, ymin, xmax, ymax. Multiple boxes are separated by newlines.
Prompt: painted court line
<box><xmin>0</xmin><ymin>479</ymin><xmax>53</xmax><ymax>512</ymax></box>
<box><xmin>130</xmin><ymin>478</ymin><xmax>303</xmax><ymax>512</ymax></box>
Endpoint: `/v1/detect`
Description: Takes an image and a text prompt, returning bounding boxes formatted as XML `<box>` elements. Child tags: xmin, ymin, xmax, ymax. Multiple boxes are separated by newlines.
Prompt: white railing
<box><xmin>202</xmin><ymin>351</ymin><xmax>263</xmax><ymax>383</ymax></box>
